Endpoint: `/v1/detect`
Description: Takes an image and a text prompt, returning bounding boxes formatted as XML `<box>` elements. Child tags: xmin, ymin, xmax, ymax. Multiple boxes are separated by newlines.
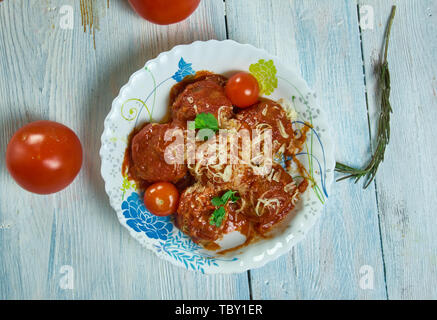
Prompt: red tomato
<box><xmin>225</xmin><ymin>72</ymin><xmax>260</xmax><ymax>108</ymax></box>
<box><xmin>6</xmin><ymin>121</ymin><xmax>83</xmax><ymax>195</ymax></box>
<box><xmin>128</xmin><ymin>0</ymin><xmax>201</xmax><ymax>25</ymax></box>
<box><xmin>144</xmin><ymin>182</ymin><xmax>179</xmax><ymax>216</ymax></box>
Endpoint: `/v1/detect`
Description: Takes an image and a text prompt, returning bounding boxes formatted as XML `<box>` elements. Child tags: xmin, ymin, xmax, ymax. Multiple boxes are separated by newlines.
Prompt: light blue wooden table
<box><xmin>1</xmin><ymin>0</ymin><xmax>436</xmax><ymax>300</ymax></box>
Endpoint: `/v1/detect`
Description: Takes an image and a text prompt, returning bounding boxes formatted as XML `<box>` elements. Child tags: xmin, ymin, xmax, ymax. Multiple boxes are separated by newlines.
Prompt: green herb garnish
<box><xmin>218</xmin><ymin>190</ymin><xmax>240</xmax><ymax>204</ymax></box>
<box><xmin>335</xmin><ymin>6</ymin><xmax>396</xmax><ymax>189</ymax></box>
<box><xmin>210</xmin><ymin>206</ymin><xmax>226</xmax><ymax>227</ymax></box>
<box><xmin>209</xmin><ymin>190</ymin><xmax>240</xmax><ymax>227</ymax></box>
<box><xmin>194</xmin><ymin>113</ymin><xmax>219</xmax><ymax>132</ymax></box>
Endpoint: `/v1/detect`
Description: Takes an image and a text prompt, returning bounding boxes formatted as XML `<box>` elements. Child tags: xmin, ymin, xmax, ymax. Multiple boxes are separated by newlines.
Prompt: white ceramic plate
<box><xmin>100</xmin><ymin>40</ymin><xmax>335</xmax><ymax>274</ymax></box>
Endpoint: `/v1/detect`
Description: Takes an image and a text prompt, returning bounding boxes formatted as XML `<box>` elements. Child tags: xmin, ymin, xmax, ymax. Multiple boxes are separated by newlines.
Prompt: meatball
<box><xmin>236</xmin><ymin>99</ymin><xmax>295</xmax><ymax>155</ymax></box>
<box><xmin>184</xmin><ymin>161</ymin><xmax>302</xmax><ymax>235</ymax></box>
<box><xmin>170</xmin><ymin>73</ymin><xmax>227</xmax><ymax>103</ymax></box>
<box><xmin>242</xmin><ymin>163</ymin><xmax>300</xmax><ymax>233</ymax></box>
<box><xmin>172</xmin><ymin>77</ymin><xmax>234</xmax><ymax>125</ymax></box>
<box><xmin>175</xmin><ymin>183</ymin><xmax>248</xmax><ymax>246</ymax></box>
<box><xmin>131</xmin><ymin>123</ymin><xmax>187</xmax><ymax>183</ymax></box>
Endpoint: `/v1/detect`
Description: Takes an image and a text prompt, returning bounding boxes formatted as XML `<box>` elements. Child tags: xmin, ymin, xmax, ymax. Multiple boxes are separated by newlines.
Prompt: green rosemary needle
<box><xmin>335</xmin><ymin>6</ymin><xmax>396</xmax><ymax>189</ymax></box>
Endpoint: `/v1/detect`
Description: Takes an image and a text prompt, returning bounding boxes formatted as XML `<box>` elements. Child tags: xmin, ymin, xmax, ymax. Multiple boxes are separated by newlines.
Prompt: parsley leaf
<box><xmin>221</xmin><ymin>190</ymin><xmax>240</xmax><ymax>204</ymax></box>
<box><xmin>209</xmin><ymin>190</ymin><xmax>240</xmax><ymax>227</ymax></box>
<box><xmin>209</xmin><ymin>206</ymin><xmax>226</xmax><ymax>227</ymax></box>
<box><xmin>194</xmin><ymin>113</ymin><xmax>219</xmax><ymax>132</ymax></box>
<box><xmin>211</xmin><ymin>197</ymin><xmax>223</xmax><ymax>207</ymax></box>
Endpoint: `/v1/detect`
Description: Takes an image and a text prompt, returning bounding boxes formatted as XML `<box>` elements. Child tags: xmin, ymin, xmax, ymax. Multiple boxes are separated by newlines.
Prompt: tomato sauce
<box><xmin>123</xmin><ymin>72</ymin><xmax>311</xmax><ymax>253</ymax></box>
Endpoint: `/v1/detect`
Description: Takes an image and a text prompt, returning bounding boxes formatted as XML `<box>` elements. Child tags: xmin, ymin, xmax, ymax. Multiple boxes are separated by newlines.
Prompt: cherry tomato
<box><xmin>225</xmin><ymin>72</ymin><xmax>260</xmax><ymax>108</ymax></box>
<box><xmin>128</xmin><ymin>0</ymin><xmax>201</xmax><ymax>25</ymax></box>
<box><xmin>144</xmin><ymin>182</ymin><xmax>179</xmax><ymax>216</ymax></box>
<box><xmin>6</xmin><ymin>120</ymin><xmax>83</xmax><ymax>195</ymax></box>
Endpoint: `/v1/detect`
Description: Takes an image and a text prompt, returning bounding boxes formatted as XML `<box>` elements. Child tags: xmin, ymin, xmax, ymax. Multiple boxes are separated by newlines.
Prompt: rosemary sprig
<box><xmin>335</xmin><ymin>6</ymin><xmax>396</xmax><ymax>189</ymax></box>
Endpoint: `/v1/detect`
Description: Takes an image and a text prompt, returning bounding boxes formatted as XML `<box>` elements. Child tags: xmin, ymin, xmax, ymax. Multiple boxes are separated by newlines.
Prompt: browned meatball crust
<box><xmin>172</xmin><ymin>78</ymin><xmax>234</xmax><ymax>125</ymax></box>
<box><xmin>236</xmin><ymin>99</ymin><xmax>295</xmax><ymax>155</ymax></box>
<box><xmin>131</xmin><ymin>123</ymin><xmax>187</xmax><ymax>183</ymax></box>
<box><xmin>175</xmin><ymin>183</ymin><xmax>248</xmax><ymax>245</ymax></box>
<box><xmin>242</xmin><ymin>163</ymin><xmax>301</xmax><ymax>233</ymax></box>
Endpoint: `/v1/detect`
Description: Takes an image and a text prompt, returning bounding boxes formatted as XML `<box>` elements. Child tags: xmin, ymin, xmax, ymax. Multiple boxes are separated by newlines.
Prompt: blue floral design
<box><xmin>133</xmin><ymin>57</ymin><xmax>196</xmax><ymax>127</ymax></box>
<box><xmin>121</xmin><ymin>192</ymin><xmax>238</xmax><ymax>273</ymax></box>
<box><xmin>154</xmin><ymin>231</ymin><xmax>238</xmax><ymax>274</ymax></box>
<box><xmin>122</xmin><ymin>192</ymin><xmax>173</xmax><ymax>240</ymax></box>
<box><xmin>172</xmin><ymin>58</ymin><xmax>195</xmax><ymax>82</ymax></box>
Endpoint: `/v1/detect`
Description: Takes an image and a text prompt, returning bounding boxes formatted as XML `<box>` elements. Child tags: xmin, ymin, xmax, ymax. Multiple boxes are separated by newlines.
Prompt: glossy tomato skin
<box><xmin>225</xmin><ymin>72</ymin><xmax>260</xmax><ymax>108</ymax></box>
<box><xmin>6</xmin><ymin>121</ymin><xmax>83</xmax><ymax>195</ymax></box>
<box><xmin>128</xmin><ymin>0</ymin><xmax>201</xmax><ymax>25</ymax></box>
<box><xmin>144</xmin><ymin>182</ymin><xmax>179</xmax><ymax>216</ymax></box>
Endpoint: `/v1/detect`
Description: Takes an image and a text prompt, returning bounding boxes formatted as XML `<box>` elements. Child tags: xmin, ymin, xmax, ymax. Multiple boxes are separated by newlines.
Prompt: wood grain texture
<box><xmin>0</xmin><ymin>0</ymin><xmax>250</xmax><ymax>300</ymax></box>
<box><xmin>359</xmin><ymin>0</ymin><xmax>437</xmax><ymax>299</ymax></box>
<box><xmin>226</xmin><ymin>0</ymin><xmax>386</xmax><ymax>299</ymax></box>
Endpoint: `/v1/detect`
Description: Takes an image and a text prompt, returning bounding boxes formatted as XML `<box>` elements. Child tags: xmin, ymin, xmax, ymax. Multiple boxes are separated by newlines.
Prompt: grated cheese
<box><xmin>262</xmin><ymin>105</ymin><xmax>268</xmax><ymax>116</ymax></box>
<box><xmin>278</xmin><ymin>98</ymin><xmax>298</xmax><ymax>121</ymax></box>
<box><xmin>284</xmin><ymin>181</ymin><xmax>297</xmax><ymax>193</ymax></box>
<box><xmin>255</xmin><ymin>197</ymin><xmax>281</xmax><ymax>217</ymax></box>
<box><xmin>277</xmin><ymin>119</ymin><xmax>289</xmax><ymax>139</ymax></box>
<box><xmin>272</xmin><ymin>170</ymin><xmax>281</xmax><ymax>182</ymax></box>
<box><xmin>235</xmin><ymin>198</ymin><xmax>246</xmax><ymax>214</ymax></box>
<box><xmin>217</xmin><ymin>105</ymin><xmax>228</xmax><ymax>127</ymax></box>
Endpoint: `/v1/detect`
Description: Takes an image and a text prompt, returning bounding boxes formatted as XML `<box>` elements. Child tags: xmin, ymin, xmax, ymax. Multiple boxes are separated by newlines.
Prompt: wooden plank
<box><xmin>359</xmin><ymin>0</ymin><xmax>437</xmax><ymax>299</ymax></box>
<box><xmin>226</xmin><ymin>0</ymin><xmax>387</xmax><ymax>299</ymax></box>
<box><xmin>0</xmin><ymin>0</ymin><xmax>250</xmax><ymax>299</ymax></box>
